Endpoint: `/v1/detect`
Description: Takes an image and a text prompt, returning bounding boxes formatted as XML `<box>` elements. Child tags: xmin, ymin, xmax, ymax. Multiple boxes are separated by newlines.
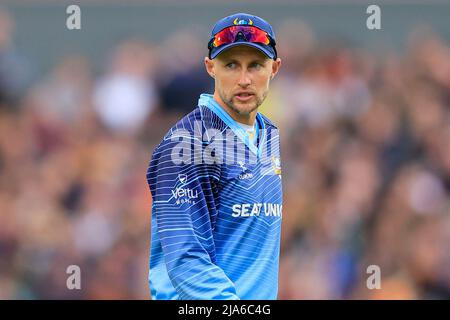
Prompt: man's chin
<box><xmin>234</xmin><ymin>106</ymin><xmax>258</xmax><ymax>115</ymax></box>
<box><xmin>231</xmin><ymin>99</ymin><xmax>258</xmax><ymax>114</ymax></box>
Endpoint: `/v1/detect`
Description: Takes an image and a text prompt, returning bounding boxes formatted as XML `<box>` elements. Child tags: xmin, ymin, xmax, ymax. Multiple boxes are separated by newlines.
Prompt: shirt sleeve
<box><xmin>147</xmin><ymin>137</ymin><xmax>240</xmax><ymax>300</ymax></box>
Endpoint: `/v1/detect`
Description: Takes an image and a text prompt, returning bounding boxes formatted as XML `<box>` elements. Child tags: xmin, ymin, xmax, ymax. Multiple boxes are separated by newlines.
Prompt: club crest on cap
<box><xmin>233</xmin><ymin>17</ymin><xmax>253</xmax><ymax>26</ymax></box>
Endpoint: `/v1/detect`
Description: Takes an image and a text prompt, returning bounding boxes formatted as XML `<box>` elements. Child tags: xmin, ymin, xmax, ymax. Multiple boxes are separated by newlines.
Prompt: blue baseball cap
<box><xmin>208</xmin><ymin>13</ymin><xmax>277</xmax><ymax>60</ymax></box>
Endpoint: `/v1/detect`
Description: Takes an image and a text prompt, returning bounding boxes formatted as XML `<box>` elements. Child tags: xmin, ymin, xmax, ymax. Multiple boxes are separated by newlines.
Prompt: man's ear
<box><xmin>204</xmin><ymin>57</ymin><xmax>215</xmax><ymax>79</ymax></box>
<box><xmin>271</xmin><ymin>58</ymin><xmax>282</xmax><ymax>79</ymax></box>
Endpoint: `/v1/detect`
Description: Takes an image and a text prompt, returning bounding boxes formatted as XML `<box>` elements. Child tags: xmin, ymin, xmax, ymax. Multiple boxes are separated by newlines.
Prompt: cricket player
<box><xmin>146</xmin><ymin>13</ymin><xmax>283</xmax><ymax>300</ymax></box>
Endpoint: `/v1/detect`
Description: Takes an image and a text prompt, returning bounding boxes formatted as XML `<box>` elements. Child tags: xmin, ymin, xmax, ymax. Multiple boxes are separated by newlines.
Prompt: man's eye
<box><xmin>226</xmin><ymin>63</ymin><xmax>236</xmax><ymax>69</ymax></box>
<box><xmin>251</xmin><ymin>63</ymin><xmax>262</xmax><ymax>70</ymax></box>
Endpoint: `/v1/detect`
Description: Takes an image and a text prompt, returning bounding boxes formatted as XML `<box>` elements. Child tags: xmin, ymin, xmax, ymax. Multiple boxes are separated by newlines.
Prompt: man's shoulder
<box><xmin>259</xmin><ymin>113</ymin><xmax>279</xmax><ymax>130</ymax></box>
<box><xmin>154</xmin><ymin>105</ymin><xmax>225</xmax><ymax>153</ymax></box>
<box><xmin>168</xmin><ymin>105</ymin><xmax>226</xmax><ymax>136</ymax></box>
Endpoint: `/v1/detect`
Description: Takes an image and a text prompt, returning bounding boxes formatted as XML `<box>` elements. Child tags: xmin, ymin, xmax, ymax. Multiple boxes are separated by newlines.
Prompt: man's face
<box><xmin>205</xmin><ymin>46</ymin><xmax>281</xmax><ymax>117</ymax></box>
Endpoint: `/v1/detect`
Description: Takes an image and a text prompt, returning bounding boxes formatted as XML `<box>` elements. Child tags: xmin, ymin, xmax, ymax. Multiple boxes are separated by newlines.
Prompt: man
<box><xmin>147</xmin><ymin>13</ymin><xmax>282</xmax><ymax>300</ymax></box>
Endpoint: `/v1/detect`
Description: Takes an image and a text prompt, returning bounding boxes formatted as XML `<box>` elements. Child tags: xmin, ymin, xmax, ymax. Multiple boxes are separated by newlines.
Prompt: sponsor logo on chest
<box><xmin>231</xmin><ymin>203</ymin><xmax>282</xmax><ymax>218</ymax></box>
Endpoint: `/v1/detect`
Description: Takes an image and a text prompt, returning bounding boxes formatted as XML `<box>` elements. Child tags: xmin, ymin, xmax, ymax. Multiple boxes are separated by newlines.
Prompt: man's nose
<box><xmin>238</xmin><ymin>71</ymin><xmax>252</xmax><ymax>87</ymax></box>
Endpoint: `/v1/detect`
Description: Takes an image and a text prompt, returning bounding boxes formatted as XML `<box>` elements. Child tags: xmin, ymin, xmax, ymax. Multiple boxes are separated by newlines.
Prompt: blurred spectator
<box><xmin>0</xmin><ymin>8</ymin><xmax>33</xmax><ymax>107</ymax></box>
<box><xmin>29</xmin><ymin>55</ymin><xmax>92</xmax><ymax>125</ymax></box>
<box><xmin>94</xmin><ymin>39</ymin><xmax>158</xmax><ymax>135</ymax></box>
<box><xmin>157</xmin><ymin>29</ymin><xmax>213</xmax><ymax>114</ymax></box>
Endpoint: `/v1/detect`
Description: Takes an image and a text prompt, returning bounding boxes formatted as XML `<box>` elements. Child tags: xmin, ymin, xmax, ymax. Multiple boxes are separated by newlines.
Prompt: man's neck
<box><xmin>213</xmin><ymin>91</ymin><xmax>257</xmax><ymax>126</ymax></box>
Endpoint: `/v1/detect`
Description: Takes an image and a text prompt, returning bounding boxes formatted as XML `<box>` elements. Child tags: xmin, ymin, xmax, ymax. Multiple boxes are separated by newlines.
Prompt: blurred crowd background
<box><xmin>0</xmin><ymin>1</ymin><xmax>449</xmax><ymax>299</ymax></box>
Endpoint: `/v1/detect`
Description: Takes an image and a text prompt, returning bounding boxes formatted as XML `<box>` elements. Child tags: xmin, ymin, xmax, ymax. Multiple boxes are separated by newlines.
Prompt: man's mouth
<box><xmin>235</xmin><ymin>92</ymin><xmax>254</xmax><ymax>102</ymax></box>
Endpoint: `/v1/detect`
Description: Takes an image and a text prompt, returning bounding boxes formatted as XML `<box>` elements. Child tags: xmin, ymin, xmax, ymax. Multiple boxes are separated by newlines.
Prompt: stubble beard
<box><xmin>219</xmin><ymin>89</ymin><xmax>268</xmax><ymax>116</ymax></box>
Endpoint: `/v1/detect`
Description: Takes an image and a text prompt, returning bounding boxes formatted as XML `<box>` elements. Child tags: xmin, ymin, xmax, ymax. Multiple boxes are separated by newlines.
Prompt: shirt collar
<box><xmin>198</xmin><ymin>93</ymin><xmax>266</xmax><ymax>158</ymax></box>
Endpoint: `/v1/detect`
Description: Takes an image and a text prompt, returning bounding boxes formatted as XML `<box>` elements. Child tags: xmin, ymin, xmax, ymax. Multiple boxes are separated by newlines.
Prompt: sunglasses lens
<box><xmin>212</xmin><ymin>26</ymin><xmax>271</xmax><ymax>48</ymax></box>
<box><xmin>213</xmin><ymin>28</ymin><xmax>234</xmax><ymax>47</ymax></box>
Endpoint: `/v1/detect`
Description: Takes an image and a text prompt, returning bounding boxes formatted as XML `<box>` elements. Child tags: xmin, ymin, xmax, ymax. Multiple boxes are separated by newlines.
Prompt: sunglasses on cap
<box><xmin>208</xmin><ymin>25</ymin><xmax>276</xmax><ymax>52</ymax></box>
